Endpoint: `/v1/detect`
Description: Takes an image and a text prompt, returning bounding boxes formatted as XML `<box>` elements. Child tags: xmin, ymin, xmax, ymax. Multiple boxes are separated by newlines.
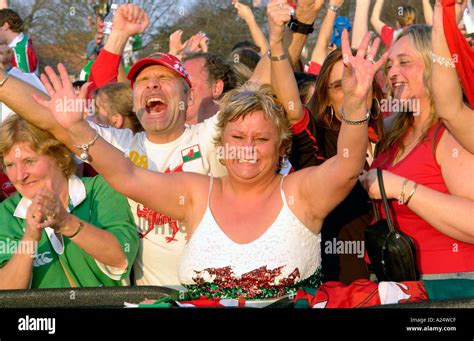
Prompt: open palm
<box><xmin>341</xmin><ymin>30</ymin><xmax>388</xmax><ymax>104</ymax></box>
<box><xmin>32</xmin><ymin>64</ymin><xmax>89</xmax><ymax>131</ymax></box>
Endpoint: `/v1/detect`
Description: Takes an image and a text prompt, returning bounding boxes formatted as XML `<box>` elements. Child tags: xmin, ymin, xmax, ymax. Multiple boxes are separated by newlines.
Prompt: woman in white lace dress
<box><xmin>32</xmin><ymin>3</ymin><xmax>386</xmax><ymax>300</ymax></box>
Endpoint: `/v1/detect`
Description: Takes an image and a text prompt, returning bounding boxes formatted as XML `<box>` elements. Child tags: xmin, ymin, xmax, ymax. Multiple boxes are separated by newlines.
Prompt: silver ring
<box><xmin>367</xmin><ymin>56</ymin><xmax>375</xmax><ymax>64</ymax></box>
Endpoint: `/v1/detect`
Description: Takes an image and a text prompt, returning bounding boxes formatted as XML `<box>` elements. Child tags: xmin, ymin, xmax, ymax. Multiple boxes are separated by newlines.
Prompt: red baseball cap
<box><xmin>127</xmin><ymin>52</ymin><xmax>192</xmax><ymax>88</ymax></box>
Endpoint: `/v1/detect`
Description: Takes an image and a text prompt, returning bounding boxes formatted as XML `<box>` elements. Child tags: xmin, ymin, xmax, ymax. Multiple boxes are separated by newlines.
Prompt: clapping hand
<box><xmin>29</xmin><ymin>188</ymin><xmax>69</xmax><ymax>231</ymax></box>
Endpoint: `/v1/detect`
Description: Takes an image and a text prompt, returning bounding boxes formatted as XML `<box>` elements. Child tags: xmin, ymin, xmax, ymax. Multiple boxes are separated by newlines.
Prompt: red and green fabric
<box><xmin>294</xmin><ymin>279</ymin><xmax>474</xmax><ymax>308</ymax></box>
<box><xmin>10</xmin><ymin>33</ymin><xmax>38</xmax><ymax>74</ymax></box>
<box><xmin>443</xmin><ymin>0</ymin><xmax>474</xmax><ymax>107</ymax></box>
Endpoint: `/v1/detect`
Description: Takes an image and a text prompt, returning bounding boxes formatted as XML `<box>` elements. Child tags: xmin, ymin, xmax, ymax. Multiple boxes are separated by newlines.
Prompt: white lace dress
<box><xmin>178</xmin><ymin>176</ymin><xmax>322</xmax><ymax>300</ymax></box>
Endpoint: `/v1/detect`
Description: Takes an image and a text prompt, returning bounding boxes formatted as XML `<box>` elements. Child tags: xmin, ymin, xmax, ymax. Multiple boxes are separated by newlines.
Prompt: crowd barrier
<box><xmin>0</xmin><ymin>286</ymin><xmax>473</xmax><ymax>308</ymax></box>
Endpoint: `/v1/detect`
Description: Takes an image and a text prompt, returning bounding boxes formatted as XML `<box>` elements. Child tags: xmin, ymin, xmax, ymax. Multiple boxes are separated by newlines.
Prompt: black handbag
<box><xmin>364</xmin><ymin>169</ymin><xmax>420</xmax><ymax>282</ymax></box>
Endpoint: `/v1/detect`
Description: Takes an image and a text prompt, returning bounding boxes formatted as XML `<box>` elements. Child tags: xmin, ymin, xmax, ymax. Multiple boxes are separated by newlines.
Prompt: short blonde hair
<box><xmin>0</xmin><ymin>116</ymin><xmax>76</xmax><ymax>177</ymax></box>
<box><xmin>214</xmin><ymin>83</ymin><xmax>291</xmax><ymax>169</ymax></box>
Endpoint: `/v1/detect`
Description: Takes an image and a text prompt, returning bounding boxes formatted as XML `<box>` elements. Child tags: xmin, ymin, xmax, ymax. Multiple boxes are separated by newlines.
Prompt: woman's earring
<box><xmin>371</xmin><ymin>98</ymin><xmax>381</xmax><ymax>120</ymax></box>
<box><xmin>278</xmin><ymin>154</ymin><xmax>288</xmax><ymax>172</ymax></box>
<box><xmin>328</xmin><ymin>106</ymin><xmax>334</xmax><ymax>125</ymax></box>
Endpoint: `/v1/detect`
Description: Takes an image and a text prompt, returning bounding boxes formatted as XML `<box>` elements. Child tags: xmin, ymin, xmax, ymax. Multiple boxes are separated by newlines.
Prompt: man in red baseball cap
<box><xmin>79</xmin><ymin>4</ymin><xmax>227</xmax><ymax>286</ymax></box>
<box><xmin>127</xmin><ymin>52</ymin><xmax>192</xmax><ymax>88</ymax></box>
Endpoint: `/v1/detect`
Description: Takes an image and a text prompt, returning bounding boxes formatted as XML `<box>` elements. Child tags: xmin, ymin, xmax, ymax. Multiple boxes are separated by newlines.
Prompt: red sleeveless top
<box><xmin>371</xmin><ymin>122</ymin><xmax>474</xmax><ymax>274</ymax></box>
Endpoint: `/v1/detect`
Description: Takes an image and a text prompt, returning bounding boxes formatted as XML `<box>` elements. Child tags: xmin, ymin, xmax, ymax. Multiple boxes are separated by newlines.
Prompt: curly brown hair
<box><xmin>0</xmin><ymin>9</ymin><xmax>23</xmax><ymax>33</ymax></box>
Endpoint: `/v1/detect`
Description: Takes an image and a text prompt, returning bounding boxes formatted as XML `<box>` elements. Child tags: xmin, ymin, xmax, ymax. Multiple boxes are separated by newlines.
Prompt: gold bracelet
<box><xmin>398</xmin><ymin>178</ymin><xmax>409</xmax><ymax>204</ymax></box>
<box><xmin>405</xmin><ymin>183</ymin><xmax>418</xmax><ymax>206</ymax></box>
<box><xmin>266</xmin><ymin>50</ymin><xmax>287</xmax><ymax>61</ymax></box>
<box><xmin>64</xmin><ymin>221</ymin><xmax>84</xmax><ymax>238</ymax></box>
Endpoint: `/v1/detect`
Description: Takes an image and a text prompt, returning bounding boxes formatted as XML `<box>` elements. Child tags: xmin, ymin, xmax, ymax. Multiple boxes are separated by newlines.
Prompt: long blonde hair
<box><xmin>379</xmin><ymin>25</ymin><xmax>438</xmax><ymax>154</ymax></box>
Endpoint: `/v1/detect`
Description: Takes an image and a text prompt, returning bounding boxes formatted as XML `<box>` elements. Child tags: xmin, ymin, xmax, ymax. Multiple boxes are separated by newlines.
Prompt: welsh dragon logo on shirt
<box><xmin>181</xmin><ymin>145</ymin><xmax>202</xmax><ymax>163</ymax></box>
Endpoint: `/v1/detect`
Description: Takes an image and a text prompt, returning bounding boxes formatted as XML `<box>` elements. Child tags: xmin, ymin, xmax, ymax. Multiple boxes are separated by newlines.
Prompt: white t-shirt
<box><xmin>1</xmin><ymin>67</ymin><xmax>46</xmax><ymax>123</ymax></box>
<box><xmin>89</xmin><ymin>114</ymin><xmax>227</xmax><ymax>286</ymax></box>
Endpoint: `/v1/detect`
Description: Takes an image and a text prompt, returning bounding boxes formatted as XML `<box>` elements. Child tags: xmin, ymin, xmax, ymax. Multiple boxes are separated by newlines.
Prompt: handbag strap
<box><xmin>59</xmin><ymin>258</ymin><xmax>77</xmax><ymax>288</ymax></box>
<box><xmin>377</xmin><ymin>169</ymin><xmax>395</xmax><ymax>232</ymax></box>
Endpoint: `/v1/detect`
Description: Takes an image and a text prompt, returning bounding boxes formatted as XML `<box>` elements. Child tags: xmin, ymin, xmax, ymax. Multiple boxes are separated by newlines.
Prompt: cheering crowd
<box><xmin>0</xmin><ymin>0</ymin><xmax>473</xmax><ymax>307</ymax></box>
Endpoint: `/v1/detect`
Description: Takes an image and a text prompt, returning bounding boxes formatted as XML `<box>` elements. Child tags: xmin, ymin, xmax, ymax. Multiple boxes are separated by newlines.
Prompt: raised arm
<box><xmin>422</xmin><ymin>0</ymin><xmax>434</xmax><ymax>25</ymax></box>
<box><xmin>300</xmin><ymin>31</ymin><xmax>388</xmax><ymax>220</ymax></box>
<box><xmin>268</xmin><ymin>0</ymin><xmax>304</xmax><ymax>124</ymax></box>
<box><xmin>88</xmin><ymin>4</ymin><xmax>149</xmax><ymax>93</ymax></box>
<box><xmin>310</xmin><ymin>0</ymin><xmax>344</xmax><ymax>66</ymax></box>
<box><xmin>431</xmin><ymin>0</ymin><xmax>474</xmax><ymax>153</ymax></box>
<box><xmin>234</xmin><ymin>1</ymin><xmax>269</xmax><ymax>55</ymax></box>
<box><xmin>370</xmin><ymin>0</ymin><xmax>386</xmax><ymax>35</ymax></box>
<box><xmin>0</xmin><ymin>4</ymin><xmax>149</xmax><ymax>149</ymax></box>
<box><xmin>33</xmin><ymin>65</ymin><xmax>205</xmax><ymax>225</ymax></box>
<box><xmin>351</xmin><ymin>0</ymin><xmax>370</xmax><ymax>49</ymax></box>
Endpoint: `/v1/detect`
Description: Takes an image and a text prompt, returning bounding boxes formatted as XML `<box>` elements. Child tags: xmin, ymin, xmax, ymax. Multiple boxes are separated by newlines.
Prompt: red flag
<box><xmin>442</xmin><ymin>0</ymin><xmax>474</xmax><ymax>107</ymax></box>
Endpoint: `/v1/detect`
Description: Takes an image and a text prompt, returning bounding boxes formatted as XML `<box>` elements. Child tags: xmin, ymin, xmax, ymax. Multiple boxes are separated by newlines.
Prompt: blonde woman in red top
<box><xmin>360</xmin><ymin>25</ymin><xmax>474</xmax><ymax>279</ymax></box>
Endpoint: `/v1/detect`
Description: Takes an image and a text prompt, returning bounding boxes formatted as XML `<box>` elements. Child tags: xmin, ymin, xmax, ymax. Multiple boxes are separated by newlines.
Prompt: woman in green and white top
<box><xmin>0</xmin><ymin>115</ymin><xmax>138</xmax><ymax>289</ymax></box>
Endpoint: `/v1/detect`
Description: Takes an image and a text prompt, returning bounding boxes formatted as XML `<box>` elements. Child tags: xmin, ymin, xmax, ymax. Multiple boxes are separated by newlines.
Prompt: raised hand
<box><xmin>298</xmin><ymin>0</ymin><xmax>325</xmax><ymax>12</ymax></box>
<box><xmin>32</xmin><ymin>64</ymin><xmax>90</xmax><ymax>131</ymax></box>
<box><xmin>169</xmin><ymin>29</ymin><xmax>186</xmax><ymax>56</ymax></box>
<box><xmin>341</xmin><ymin>30</ymin><xmax>388</xmax><ymax>108</ymax></box>
<box><xmin>181</xmin><ymin>32</ymin><xmax>207</xmax><ymax>57</ymax></box>
<box><xmin>199</xmin><ymin>35</ymin><xmax>209</xmax><ymax>53</ymax></box>
<box><xmin>234</xmin><ymin>1</ymin><xmax>254</xmax><ymax>22</ymax></box>
<box><xmin>267</xmin><ymin>0</ymin><xmax>292</xmax><ymax>44</ymax></box>
<box><xmin>112</xmin><ymin>3</ymin><xmax>149</xmax><ymax>37</ymax></box>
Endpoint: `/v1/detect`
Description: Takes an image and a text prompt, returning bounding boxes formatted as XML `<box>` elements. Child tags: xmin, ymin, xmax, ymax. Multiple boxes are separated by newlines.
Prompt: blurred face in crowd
<box><xmin>0</xmin><ymin>44</ymin><xmax>12</xmax><ymax>69</ymax></box>
<box><xmin>132</xmin><ymin>65</ymin><xmax>189</xmax><ymax>143</ymax></box>
<box><xmin>386</xmin><ymin>35</ymin><xmax>426</xmax><ymax>102</ymax></box>
<box><xmin>222</xmin><ymin>111</ymin><xmax>282</xmax><ymax>182</ymax></box>
<box><xmin>93</xmin><ymin>93</ymin><xmax>113</xmax><ymax>127</ymax></box>
<box><xmin>184</xmin><ymin>57</ymin><xmax>220</xmax><ymax>125</ymax></box>
<box><xmin>326</xmin><ymin>60</ymin><xmax>345</xmax><ymax>118</ymax></box>
<box><xmin>3</xmin><ymin>142</ymin><xmax>65</xmax><ymax>199</ymax></box>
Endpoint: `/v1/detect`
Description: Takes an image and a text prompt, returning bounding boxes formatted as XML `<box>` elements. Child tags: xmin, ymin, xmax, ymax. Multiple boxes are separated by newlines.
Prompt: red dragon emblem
<box><xmin>135</xmin><ymin>163</ymin><xmax>184</xmax><ymax>242</ymax></box>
